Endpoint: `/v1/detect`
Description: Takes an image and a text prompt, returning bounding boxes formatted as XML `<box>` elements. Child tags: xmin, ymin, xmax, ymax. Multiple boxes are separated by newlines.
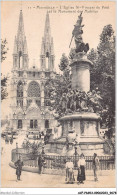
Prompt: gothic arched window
<box><xmin>17</xmin><ymin>81</ymin><xmax>23</xmax><ymax>97</ymax></box>
<box><xmin>28</xmin><ymin>81</ymin><xmax>40</xmax><ymax>97</ymax></box>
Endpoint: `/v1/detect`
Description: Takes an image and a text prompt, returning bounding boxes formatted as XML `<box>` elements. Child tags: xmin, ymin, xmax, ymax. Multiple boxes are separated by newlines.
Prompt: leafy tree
<box><xmin>1</xmin><ymin>39</ymin><xmax>8</xmax><ymax>101</ymax></box>
<box><xmin>59</xmin><ymin>53</ymin><xmax>71</xmax><ymax>81</ymax></box>
<box><xmin>88</xmin><ymin>25</ymin><xmax>115</xmax><ymax>137</ymax></box>
<box><xmin>45</xmin><ymin>54</ymin><xmax>71</xmax><ymax>118</ymax></box>
<box><xmin>1</xmin><ymin>39</ymin><xmax>8</xmax><ymax>62</ymax></box>
<box><xmin>1</xmin><ymin>76</ymin><xmax>8</xmax><ymax>101</ymax></box>
<box><xmin>59</xmin><ymin>53</ymin><xmax>69</xmax><ymax>72</ymax></box>
<box><xmin>87</xmin><ymin>48</ymin><xmax>98</xmax><ymax>90</ymax></box>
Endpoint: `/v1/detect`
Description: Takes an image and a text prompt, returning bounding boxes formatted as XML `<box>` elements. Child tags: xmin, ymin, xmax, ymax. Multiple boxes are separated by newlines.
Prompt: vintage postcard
<box><xmin>1</xmin><ymin>0</ymin><xmax>116</xmax><ymax>191</ymax></box>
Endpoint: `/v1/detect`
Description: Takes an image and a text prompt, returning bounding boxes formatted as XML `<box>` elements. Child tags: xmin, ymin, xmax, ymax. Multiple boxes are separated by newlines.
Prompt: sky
<box><xmin>1</xmin><ymin>1</ymin><xmax>116</xmax><ymax>118</ymax></box>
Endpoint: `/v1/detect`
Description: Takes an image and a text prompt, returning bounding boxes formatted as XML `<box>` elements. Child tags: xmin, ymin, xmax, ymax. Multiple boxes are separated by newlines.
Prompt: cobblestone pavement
<box><xmin>1</xmin><ymin>134</ymin><xmax>116</xmax><ymax>188</ymax></box>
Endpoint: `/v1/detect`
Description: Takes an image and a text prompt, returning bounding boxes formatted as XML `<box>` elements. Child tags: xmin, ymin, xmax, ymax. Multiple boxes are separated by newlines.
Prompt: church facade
<box><xmin>10</xmin><ymin>11</ymin><xmax>58</xmax><ymax>134</ymax></box>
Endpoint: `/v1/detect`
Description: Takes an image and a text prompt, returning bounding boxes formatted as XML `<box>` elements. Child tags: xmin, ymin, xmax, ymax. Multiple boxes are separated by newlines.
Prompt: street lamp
<box><xmin>74</xmin><ymin>143</ymin><xmax>78</xmax><ymax>169</ymax></box>
<box><xmin>16</xmin><ymin>142</ymin><xmax>19</xmax><ymax>160</ymax></box>
<box><xmin>42</xmin><ymin>145</ymin><xmax>45</xmax><ymax>155</ymax></box>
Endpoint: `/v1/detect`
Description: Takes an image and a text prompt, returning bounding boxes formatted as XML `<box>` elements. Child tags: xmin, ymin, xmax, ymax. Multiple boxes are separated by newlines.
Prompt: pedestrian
<box><xmin>39</xmin><ymin>132</ymin><xmax>41</xmax><ymax>139</ymax></box>
<box><xmin>44</xmin><ymin>134</ymin><xmax>48</xmax><ymax>145</ymax></box>
<box><xmin>77</xmin><ymin>153</ymin><xmax>86</xmax><ymax>184</ymax></box>
<box><xmin>92</xmin><ymin>153</ymin><xmax>100</xmax><ymax>182</ymax></box>
<box><xmin>5</xmin><ymin>134</ymin><xmax>9</xmax><ymax>144</ymax></box>
<box><xmin>14</xmin><ymin>156</ymin><xmax>23</xmax><ymax>181</ymax></box>
<box><xmin>65</xmin><ymin>158</ymin><xmax>75</xmax><ymax>184</ymax></box>
<box><xmin>38</xmin><ymin>154</ymin><xmax>45</xmax><ymax>174</ymax></box>
<box><xmin>41</xmin><ymin>132</ymin><xmax>44</xmax><ymax>139</ymax></box>
<box><xmin>10</xmin><ymin>137</ymin><xmax>13</xmax><ymax>144</ymax></box>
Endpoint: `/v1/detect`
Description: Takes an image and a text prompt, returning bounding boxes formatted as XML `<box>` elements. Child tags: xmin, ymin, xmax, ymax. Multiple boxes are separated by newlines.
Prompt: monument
<box><xmin>46</xmin><ymin>13</ymin><xmax>105</xmax><ymax>156</ymax></box>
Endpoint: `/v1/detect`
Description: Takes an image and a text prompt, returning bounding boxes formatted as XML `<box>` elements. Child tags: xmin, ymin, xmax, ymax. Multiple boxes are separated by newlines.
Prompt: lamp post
<box><xmin>41</xmin><ymin>111</ymin><xmax>45</xmax><ymax>133</ymax></box>
<box><xmin>74</xmin><ymin>144</ymin><xmax>78</xmax><ymax>168</ymax></box>
<box><xmin>16</xmin><ymin>142</ymin><xmax>18</xmax><ymax>151</ymax></box>
<box><xmin>42</xmin><ymin>145</ymin><xmax>45</xmax><ymax>155</ymax></box>
<box><xmin>16</xmin><ymin>142</ymin><xmax>19</xmax><ymax>160</ymax></box>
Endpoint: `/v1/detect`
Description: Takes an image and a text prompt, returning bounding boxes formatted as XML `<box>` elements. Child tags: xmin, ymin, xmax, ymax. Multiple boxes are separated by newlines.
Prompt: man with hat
<box><xmin>14</xmin><ymin>155</ymin><xmax>24</xmax><ymax>181</ymax></box>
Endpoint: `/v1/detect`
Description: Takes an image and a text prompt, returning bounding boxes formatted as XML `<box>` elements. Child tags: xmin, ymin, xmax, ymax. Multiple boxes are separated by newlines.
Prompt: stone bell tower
<box><xmin>13</xmin><ymin>10</ymin><xmax>29</xmax><ymax>70</ymax></box>
<box><xmin>40</xmin><ymin>12</ymin><xmax>55</xmax><ymax>71</ymax></box>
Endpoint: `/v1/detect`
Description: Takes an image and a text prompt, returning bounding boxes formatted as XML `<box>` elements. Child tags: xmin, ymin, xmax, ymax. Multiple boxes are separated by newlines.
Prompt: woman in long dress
<box><xmin>77</xmin><ymin>153</ymin><xmax>86</xmax><ymax>184</ymax></box>
<box><xmin>65</xmin><ymin>158</ymin><xmax>75</xmax><ymax>184</ymax></box>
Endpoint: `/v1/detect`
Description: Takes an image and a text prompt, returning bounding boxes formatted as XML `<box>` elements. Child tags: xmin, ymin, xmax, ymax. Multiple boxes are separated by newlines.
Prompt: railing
<box><xmin>11</xmin><ymin>148</ymin><xmax>115</xmax><ymax>170</ymax></box>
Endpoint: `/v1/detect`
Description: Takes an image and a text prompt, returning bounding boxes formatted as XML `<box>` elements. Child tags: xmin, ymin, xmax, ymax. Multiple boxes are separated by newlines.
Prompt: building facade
<box><xmin>10</xmin><ymin>11</ymin><xmax>58</xmax><ymax>133</ymax></box>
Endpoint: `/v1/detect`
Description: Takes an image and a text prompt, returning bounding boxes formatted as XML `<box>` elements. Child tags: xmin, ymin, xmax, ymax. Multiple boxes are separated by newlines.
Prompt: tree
<box><xmin>1</xmin><ymin>76</ymin><xmax>8</xmax><ymax>101</ymax></box>
<box><xmin>45</xmin><ymin>54</ymin><xmax>71</xmax><ymax>118</ymax></box>
<box><xmin>59</xmin><ymin>53</ymin><xmax>69</xmax><ymax>72</ymax></box>
<box><xmin>87</xmin><ymin>48</ymin><xmax>98</xmax><ymax>90</ymax></box>
<box><xmin>88</xmin><ymin>25</ymin><xmax>115</xmax><ymax>137</ymax></box>
<box><xmin>1</xmin><ymin>39</ymin><xmax>8</xmax><ymax>63</ymax></box>
<box><xmin>59</xmin><ymin>53</ymin><xmax>71</xmax><ymax>81</ymax></box>
<box><xmin>1</xmin><ymin>39</ymin><xmax>8</xmax><ymax>101</ymax></box>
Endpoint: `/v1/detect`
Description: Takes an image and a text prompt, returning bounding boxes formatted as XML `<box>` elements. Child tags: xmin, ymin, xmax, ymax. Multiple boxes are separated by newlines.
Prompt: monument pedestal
<box><xmin>45</xmin><ymin>112</ymin><xmax>105</xmax><ymax>156</ymax></box>
<box><xmin>59</xmin><ymin>112</ymin><xmax>105</xmax><ymax>156</ymax></box>
<box><xmin>70</xmin><ymin>52</ymin><xmax>93</xmax><ymax>93</ymax></box>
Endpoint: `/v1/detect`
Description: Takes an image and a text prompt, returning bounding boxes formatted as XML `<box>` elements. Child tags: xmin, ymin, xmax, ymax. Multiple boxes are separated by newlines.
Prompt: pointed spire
<box><xmin>40</xmin><ymin>12</ymin><xmax>55</xmax><ymax>71</ymax></box>
<box><xmin>44</xmin><ymin>12</ymin><xmax>51</xmax><ymax>40</ymax></box>
<box><xmin>17</xmin><ymin>10</ymin><xmax>25</xmax><ymax>41</ymax></box>
<box><xmin>15</xmin><ymin>10</ymin><xmax>28</xmax><ymax>55</ymax></box>
<box><xmin>13</xmin><ymin>10</ymin><xmax>28</xmax><ymax>69</ymax></box>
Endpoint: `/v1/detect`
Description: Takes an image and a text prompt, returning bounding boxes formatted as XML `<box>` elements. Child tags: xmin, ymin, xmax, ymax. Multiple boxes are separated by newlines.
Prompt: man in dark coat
<box><xmin>15</xmin><ymin>156</ymin><xmax>23</xmax><ymax>181</ymax></box>
<box><xmin>38</xmin><ymin>154</ymin><xmax>45</xmax><ymax>174</ymax></box>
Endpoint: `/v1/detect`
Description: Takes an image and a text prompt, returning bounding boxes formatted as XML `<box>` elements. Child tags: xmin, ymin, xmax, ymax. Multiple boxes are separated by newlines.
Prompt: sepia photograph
<box><xmin>1</xmin><ymin>0</ymin><xmax>116</xmax><ymax>190</ymax></box>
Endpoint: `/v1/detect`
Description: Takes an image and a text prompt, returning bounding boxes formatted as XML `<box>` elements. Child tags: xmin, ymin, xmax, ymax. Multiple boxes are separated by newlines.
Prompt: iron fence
<box><xmin>11</xmin><ymin>148</ymin><xmax>115</xmax><ymax>170</ymax></box>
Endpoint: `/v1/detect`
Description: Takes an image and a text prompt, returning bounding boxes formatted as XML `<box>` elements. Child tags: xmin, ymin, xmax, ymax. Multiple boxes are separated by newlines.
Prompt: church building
<box><xmin>10</xmin><ymin>10</ymin><xmax>58</xmax><ymax>134</ymax></box>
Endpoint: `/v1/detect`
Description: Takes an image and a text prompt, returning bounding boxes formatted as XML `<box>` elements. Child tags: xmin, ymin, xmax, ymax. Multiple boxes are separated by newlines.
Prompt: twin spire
<box><xmin>44</xmin><ymin>12</ymin><xmax>51</xmax><ymax>39</ymax></box>
<box><xmin>17</xmin><ymin>10</ymin><xmax>25</xmax><ymax>41</ymax></box>
<box><xmin>41</xmin><ymin>12</ymin><xmax>55</xmax><ymax>70</ymax></box>
<box><xmin>13</xmin><ymin>11</ymin><xmax>55</xmax><ymax>71</ymax></box>
<box><xmin>14</xmin><ymin>10</ymin><xmax>27</xmax><ymax>55</ymax></box>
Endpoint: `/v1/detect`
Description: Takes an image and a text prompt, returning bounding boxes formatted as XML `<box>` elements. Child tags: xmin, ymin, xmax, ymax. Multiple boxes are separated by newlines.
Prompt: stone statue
<box><xmin>69</xmin><ymin>12</ymin><xmax>89</xmax><ymax>53</ymax></box>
